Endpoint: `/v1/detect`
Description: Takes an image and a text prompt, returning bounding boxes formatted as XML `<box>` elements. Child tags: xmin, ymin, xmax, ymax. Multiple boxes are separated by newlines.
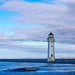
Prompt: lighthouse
<box><xmin>47</xmin><ymin>32</ymin><xmax>55</xmax><ymax>62</ymax></box>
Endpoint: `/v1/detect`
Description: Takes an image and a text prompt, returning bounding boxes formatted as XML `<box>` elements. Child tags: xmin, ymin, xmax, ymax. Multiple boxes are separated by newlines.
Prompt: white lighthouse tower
<box><xmin>47</xmin><ymin>32</ymin><xmax>55</xmax><ymax>62</ymax></box>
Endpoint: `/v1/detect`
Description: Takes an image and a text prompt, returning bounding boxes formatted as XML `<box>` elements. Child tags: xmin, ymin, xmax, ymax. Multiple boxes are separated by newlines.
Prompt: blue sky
<box><xmin>0</xmin><ymin>0</ymin><xmax>75</xmax><ymax>59</ymax></box>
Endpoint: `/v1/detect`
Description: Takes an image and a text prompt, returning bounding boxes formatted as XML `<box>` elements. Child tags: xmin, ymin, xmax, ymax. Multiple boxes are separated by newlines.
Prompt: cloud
<box><xmin>0</xmin><ymin>39</ymin><xmax>75</xmax><ymax>58</ymax></box>
<box><xmin>0</xmin><ymin>0</ymin><xmax>75</xmax><ymax>44</ymax></box>
<box><xmin>0</xmin><ymin>0</ymin><xmax>24</xmax><ymax>3</ymax></box>
<box><xmin>0</xmin><ymin>39</ymin><xmax>47</xmax><ymax>58</ymax></box>
<box><xmin>56</xmin><ymin>53</ymin><xmax>75</xmax><ymax>58</ymax></box>
<box><xmin>0</xmin><ymin>39</ymin><xmax>47</xmax><ymax>52</ymax></box>
<box><xmin>43</xmin><ymin>0</ymin><xmax>75</xmax><ymax>4</ymax></box>
<box><xmin>0</xmin><ymin>0</ymin><xmax>75</xmax><ymax>58</ymax></box>
<box><xmin>8</xmin><ymin>26</ymin><xmax>75</xmax><ymax>44</ymax></box>
<box><xmin>0</xmin><ymin>0</ymin><xmax>6</xmax><ymax>3</ymax></box>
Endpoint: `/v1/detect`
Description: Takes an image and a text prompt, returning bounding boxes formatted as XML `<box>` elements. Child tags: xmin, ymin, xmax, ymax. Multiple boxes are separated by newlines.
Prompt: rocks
<box><xmin>7</xmin><ymin>67</ymin><xmax>37</xmax><ymax>72</ymax></box>
<box><xmin>25</xmin><ymin>67</ymin><xmax>37</xmax><ymax>71</ymax></box>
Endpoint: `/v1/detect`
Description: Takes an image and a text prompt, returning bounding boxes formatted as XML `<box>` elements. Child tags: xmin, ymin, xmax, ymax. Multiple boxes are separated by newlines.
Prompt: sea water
<box><xmin>0</xmin><ymin>59</ymin><xmax>75</xmax><ymax>75</ymax></box>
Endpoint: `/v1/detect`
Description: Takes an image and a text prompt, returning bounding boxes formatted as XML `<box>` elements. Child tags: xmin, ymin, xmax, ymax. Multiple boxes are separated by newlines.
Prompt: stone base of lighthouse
<box><xmin>48</xmin><ymin>57</ymin><xmax>55</xmax><ymax>62</ymax></box>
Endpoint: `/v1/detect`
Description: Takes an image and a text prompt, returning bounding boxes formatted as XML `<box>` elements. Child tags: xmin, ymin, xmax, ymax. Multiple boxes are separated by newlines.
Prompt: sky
<box><xmin>0</xmin><ymin>0</ymin><xmax>75</xmax><ymax>59</ymax></box>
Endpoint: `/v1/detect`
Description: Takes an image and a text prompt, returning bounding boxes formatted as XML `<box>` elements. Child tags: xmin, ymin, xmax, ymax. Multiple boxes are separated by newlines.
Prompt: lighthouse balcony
<box><xmin>47</xmin><ymin>38</ymin><xmax>55</xmax><ymax>42</ymax></box>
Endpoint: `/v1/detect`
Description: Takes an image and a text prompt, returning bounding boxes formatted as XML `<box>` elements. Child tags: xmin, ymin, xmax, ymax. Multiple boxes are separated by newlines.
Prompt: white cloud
<box><xmin>0</xmin><ymin>0</ymin><xmax>24</xmax><ymax>3</ymax></box>
<box><xmin>0</xmin><ymin>0</ymin><xmax>6</xmax><ymax>3</ymax></box>
<box><xmin>56</xmin><ymin>53</ymin><xmax>75</xmax><ymax>58</ymax></box>
<box><xmin>0</xmin><ymin>0</ymin><xmax>75</xmax><ymax>44</ymax></box>
<box><xmin>0</xmin><ymin>39</ymin><xmax>75</xmax><ymax>58</ymax></box>
<box><xmin>0</xmin><ymin>0</ymin><xmax>75</xmax><ymax>58</ymax></box>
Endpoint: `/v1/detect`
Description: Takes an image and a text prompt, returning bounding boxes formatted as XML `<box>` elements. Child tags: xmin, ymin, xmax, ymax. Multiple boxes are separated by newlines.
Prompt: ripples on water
<box><xmin>0</xmin><ymin>59</ymin><xmax>75</xmax><ymax>75</ymax></box>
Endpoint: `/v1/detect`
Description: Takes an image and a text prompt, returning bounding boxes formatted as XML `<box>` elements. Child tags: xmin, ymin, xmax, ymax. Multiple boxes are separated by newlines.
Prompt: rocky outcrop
<box><xmin>7</xmin><ymin>67</ymin><xmax>37</xmax><ymax>72</ymax></box>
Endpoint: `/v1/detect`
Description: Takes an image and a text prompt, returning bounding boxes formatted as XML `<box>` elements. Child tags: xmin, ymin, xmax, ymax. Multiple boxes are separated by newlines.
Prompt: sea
<box><xmin>0</xmin><ymin>59</ymin><xmax>75</xmax><ymax>75</ymax></box>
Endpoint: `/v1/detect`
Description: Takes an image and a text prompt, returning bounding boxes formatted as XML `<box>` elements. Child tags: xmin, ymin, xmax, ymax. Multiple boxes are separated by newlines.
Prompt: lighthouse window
<box><xmin>51</xmin><ymin>45</ymin><xmax>52</xmax><ymax>47</ymax></box>
<box><xmin>51</xmin><ymin>54</ymin><xmax>53</xmax><ymax>57</ymax></box>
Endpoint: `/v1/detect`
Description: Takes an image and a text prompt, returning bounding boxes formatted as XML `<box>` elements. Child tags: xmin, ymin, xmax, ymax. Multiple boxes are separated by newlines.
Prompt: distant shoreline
<box><xmin>0</xmin><ymin>59</ymin><xmax>75</xmax><ymax>64</ymax></box>
<box><xmin>0</xmin><ymin>58</ymin><xmax>75</xmax><ymax>59</ymax></box>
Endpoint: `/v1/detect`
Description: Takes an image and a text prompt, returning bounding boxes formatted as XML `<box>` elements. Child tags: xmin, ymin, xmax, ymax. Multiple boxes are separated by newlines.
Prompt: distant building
<box><xmin>47</xmin><ymin>32</ymin><xmax>55</xmax><ymax>62</ymax></box>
